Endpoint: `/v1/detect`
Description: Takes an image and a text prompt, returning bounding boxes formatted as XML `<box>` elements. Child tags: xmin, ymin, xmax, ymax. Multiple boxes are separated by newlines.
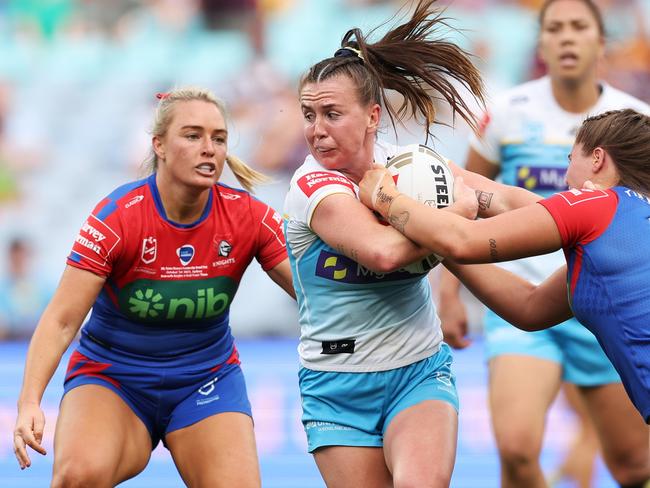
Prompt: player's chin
<box><xmin>314</xmin><ymin>151</ymin><xmax>340</xmax><ymax>169</ymax></box>
<box><xmin>552</xmin><ymin>67</ymin><xmax>586</xmax><ymax>83</ymax></box>
<box><xmin>188</xmin><ymin>174</ymin><xmax>218</xmax><ymax>189</ymax></box>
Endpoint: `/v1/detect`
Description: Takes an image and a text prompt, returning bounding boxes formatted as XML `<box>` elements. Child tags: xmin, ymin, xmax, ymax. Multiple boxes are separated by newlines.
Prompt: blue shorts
<box><xmin>63</xmin><ymin>346</ymin><xmax>252</xmax><ymax>449</ymax></box>
<box><xmin>484</xmin><ymin>310</ymin><xmax>620</xmax><ymax>386</ymax></box>
<box><xmin>299</xmin><ymin>344</ymin><xmax>458</xmax><ymax>453</ymax></box>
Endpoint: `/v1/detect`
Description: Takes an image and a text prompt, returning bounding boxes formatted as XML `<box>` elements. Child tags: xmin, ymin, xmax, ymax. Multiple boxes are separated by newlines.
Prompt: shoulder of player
<box><xmin>547</xmin><ymin>188</ymin><xmax>617</xmax><ymax>208</ymax></box>
<box><xmin>598</xmin><ymin>83</ymin><xmax>650</xmax><ymax>115</ymax></box>
<box><xmin>91</xmin><ymin>177</ymin><xmax>150</xmax><ymax>221</ymax></box>
<box><xmin>289</xmin><ymin>156</ymin><xmax>353</xmax><ymax>192</ymax></box>
<box><xmin>214</xmin><ymin>182</ymin><xmax>258</xmax><ymax>211</ymax></box>
<box><xmin>487</xmin><ymin>77</ymin><xmax>546</xmax><ymax>113</ymax></box>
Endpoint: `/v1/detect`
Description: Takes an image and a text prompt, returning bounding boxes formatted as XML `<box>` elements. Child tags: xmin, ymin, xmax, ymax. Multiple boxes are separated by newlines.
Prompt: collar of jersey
<box><xmin>147</xmin><ymin>173</ymin><xmax>213</xmax><ymax>229</ymax></box>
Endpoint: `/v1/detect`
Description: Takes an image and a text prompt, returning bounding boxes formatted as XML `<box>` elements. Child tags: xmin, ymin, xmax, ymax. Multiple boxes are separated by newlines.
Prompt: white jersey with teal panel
<box><xmin>283</xmin><ymin>140</ymin><xmax>442</xmax><ymax>372</ymax></box>
<box><xmin>470</xmin><ymin>76</ymin><xmax>650</xmax><ymax>283</ymax></box>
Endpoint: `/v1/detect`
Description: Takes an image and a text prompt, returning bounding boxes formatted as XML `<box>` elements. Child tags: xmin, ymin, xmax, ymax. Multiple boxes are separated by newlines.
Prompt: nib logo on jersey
<box><xmin>120</xmin><ymin>277</ymin><xmax>238</xmax><ymax>323</ymax></box>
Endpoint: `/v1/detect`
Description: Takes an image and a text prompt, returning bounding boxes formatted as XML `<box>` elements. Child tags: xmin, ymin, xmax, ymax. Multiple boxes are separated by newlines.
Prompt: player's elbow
<box><xmin>366</xmin><ymin>250</ymin><xmax>405</xmax><ymax>273</ymax></box>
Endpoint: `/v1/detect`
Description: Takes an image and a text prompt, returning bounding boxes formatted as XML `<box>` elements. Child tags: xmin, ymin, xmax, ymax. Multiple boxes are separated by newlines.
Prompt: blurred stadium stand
<box><xmin>0</xmin><ymin>0</ymin><xmax>648</xmax><ymax>485</ymax></box>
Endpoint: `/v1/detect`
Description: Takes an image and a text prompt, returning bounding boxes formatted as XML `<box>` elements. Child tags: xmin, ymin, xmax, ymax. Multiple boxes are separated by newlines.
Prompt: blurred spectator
<box><xmin>6</xmin><ymin>0</ymin><xmax>73</xmax><ymax>41</ymax></box>
<box><xmin>0</xmin><ymin>237</ymin><xmax>52</xmax><ymax>340</ymax></box>
<box><xmin>229</xmin><ymin>59</ymin><xmax>307</xmax><ymax>176</ymax></box>
<box><xmin>602</xmin><ymin>0</ymin><xmax>650</xmax><ymax>102</ymax></box>
<box><xmin>0</xmin><ymin>80</ymin><xmax>44</xmax><ymax>207</ymax></box>
<box><xmin>200</xmin><ymin>0</ymin><xmax>264</xmax><ymax>53</ymax></box>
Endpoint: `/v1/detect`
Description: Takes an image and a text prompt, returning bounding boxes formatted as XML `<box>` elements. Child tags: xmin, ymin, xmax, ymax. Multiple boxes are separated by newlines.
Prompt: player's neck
<box><xmin>156</xmin><ymin>174</ymin><xmax>211</xmax><ymax>224</ymax></box>
<box><xmin>551</xmin><ymin>76</ymin><xmax>601</xmax><ymax>114</ymax></box>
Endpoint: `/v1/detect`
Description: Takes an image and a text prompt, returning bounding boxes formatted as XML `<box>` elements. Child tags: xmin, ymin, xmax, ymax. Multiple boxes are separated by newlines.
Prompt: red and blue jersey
<box><xmin>540</xmin><ymin>187</ymin><xmax>650</xmax><ymax>421</ymax></box>
<box><xmin>67</xmin><ymin>174</ymin><xmax>286</xmax><ymax>368</ymax></box>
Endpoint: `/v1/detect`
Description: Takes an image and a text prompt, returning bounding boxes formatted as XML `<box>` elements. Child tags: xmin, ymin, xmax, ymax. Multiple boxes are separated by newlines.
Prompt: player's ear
<box><xmin>592</xmin><ymin>147</ymin><xmax>605</xmax><ymax>173</ymax></box>
<box><xmin>153</xmin><ymin>136</ymin><xmax>165</xmax><ymax>161</ymax></box>
<box><xmin>367</xmin><ymin>103</ymin><xmax>381</xmax><ymax>133</ymax></box>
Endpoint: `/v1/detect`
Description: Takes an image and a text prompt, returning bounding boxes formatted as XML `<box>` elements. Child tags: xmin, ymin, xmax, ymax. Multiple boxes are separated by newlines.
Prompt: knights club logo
<box><xmin>218</xmin><ymin>240</ymin><xmax>232</xmax><ymax>257</ymax></box>
<box><xmin>177</xmin><ymin>244</ymin><xmax>195</xmax><ymax>266</ymax></box>
<box><xmin>141</xmin><ymin>237</ymin><xmax>157</xmax><ymax>264</ymax></box>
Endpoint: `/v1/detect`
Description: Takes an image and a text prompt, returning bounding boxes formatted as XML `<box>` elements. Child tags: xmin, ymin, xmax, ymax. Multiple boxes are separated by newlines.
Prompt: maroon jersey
<box><xmin>67</xmin><ymin>174</ymin><xmax>286</xmax><ymax>366</ymax></box>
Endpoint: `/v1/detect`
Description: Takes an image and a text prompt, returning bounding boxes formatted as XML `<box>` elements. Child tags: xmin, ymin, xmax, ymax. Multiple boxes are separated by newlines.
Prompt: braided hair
<box><xmin>576</xmin><ymin>109</ymin><xmax>650</xmax><ymax>195</ymax></box>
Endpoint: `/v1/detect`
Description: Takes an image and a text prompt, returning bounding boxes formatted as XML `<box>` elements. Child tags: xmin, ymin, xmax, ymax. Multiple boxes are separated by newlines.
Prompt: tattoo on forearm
<box><xmin>336</xmin><ymin>243</ymin><xmax>360</xmax><ymax>263</ymax></box>
<box><xmin>389</xmin><ymin>210</ymin><xmax>410</xmax><ymax>234</ymax></box>
<box><xmin>488</xmin><ymin>238</ymin><xmax>498</xmax><ymax>261</ymax></box>
<box><xmin>350</xmin><ymin>249</ymin><xmax>360</xmax><ymax>262</ymax></box>
<box><xmin>475</xmin><ymin>190</ymin><xmax>494</xmax><ymax>211</ymax></box>
<box><xmin>376</xmin><ymin>186</ymin><xmax>394</xmax><ymax>207</ymax></box>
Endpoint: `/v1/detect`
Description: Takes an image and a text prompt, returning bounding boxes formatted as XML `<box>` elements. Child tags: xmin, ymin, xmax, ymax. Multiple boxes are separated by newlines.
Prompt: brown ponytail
<box><xmin>300</xmin><ymin>0</ymin><xmax>485</xmax><ymax>141</ymax></box>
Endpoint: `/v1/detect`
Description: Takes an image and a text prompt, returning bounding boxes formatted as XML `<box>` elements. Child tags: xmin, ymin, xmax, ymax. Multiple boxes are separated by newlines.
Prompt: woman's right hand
<box><xmin>14</xmin><ymin>402</ymin><xmax>47</xmax><ymax>469</ymax></box>
<box><xmin>446</xmin><ymin>176</ymin><xmax>479</xmax><ymax>220</ymax></box>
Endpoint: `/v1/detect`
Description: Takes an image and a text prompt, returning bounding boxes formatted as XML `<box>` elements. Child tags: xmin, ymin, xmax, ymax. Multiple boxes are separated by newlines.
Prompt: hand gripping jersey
<box><xmin>67</xmin><ymin>174</ymin><xmax>286</xmax><ymax>368</ymax></box>
<box><xmin>540</xmin><ymin>188</ymin><xmax>650</xmax><ymax>421</ymax></box>
<box><xmin>283</xmin><ymin>140</ymin><xmax>442</xmax><ymax>373</ymax></box>
<box><xmin>471</xmin><ymin>76</ymin><xmax>650</xmax><ymax>283</ymax></box>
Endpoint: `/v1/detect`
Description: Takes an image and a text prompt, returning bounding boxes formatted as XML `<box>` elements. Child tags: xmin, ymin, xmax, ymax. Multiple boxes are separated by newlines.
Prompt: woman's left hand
<box><xmin>359</xmin><ymin>164</ymin><xmax>398</xmax><ymax>215</ymax></box>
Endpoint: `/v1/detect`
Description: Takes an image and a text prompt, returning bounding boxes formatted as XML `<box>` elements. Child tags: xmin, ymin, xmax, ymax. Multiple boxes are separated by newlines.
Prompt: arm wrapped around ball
<box><xmin>359</xmin><ymin>166</ymin><xmax>563</xmax><ymax>264</ymax></box>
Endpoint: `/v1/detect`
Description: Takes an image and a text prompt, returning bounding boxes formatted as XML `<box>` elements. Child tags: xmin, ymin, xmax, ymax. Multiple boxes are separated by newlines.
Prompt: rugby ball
<box><xmin>386</xmin><ymin>144</ymin><xmax>455</xmax><ymax>274</ymax></box>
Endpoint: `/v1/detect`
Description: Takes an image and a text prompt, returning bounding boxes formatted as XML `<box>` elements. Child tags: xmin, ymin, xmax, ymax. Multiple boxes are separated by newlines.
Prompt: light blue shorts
<box><xmin>484</xmin><ymin>310</ymin><xmax>620</xmax><ymax>386</ymax></box>
<box><xmin>299</xmin><ymin>344</ymin><xmax>458</xmax><ymax>453</ymax></box>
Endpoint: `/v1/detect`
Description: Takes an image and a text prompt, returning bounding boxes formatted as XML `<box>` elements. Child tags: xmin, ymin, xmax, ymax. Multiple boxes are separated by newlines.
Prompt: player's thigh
<box><xmin>581</xmin><ymin>383</ymin><xmax>650</xmax><ymax>479</ymax></box>
<box><xmin>165</xmin><ymin>412</ymin><xmax>260</xmax><ymax>488</ymax></box>
<box><xmin>384</xmin><ymin>400</ymin><xmax>458</xmax><ymax>488</ymax></box>
<box><xmin>488</xmin><ymin>354</ymin><xmax>562</xmax><ymax>448</ymax></box>
<box><xmin>313</xmin><ymin>446</ymin><xmax>392</xmax><ymax>488</ymax></box>
<box><xmin>53</xmin><ymin>384</ymin><xmax>152</xmax><ymax>486</ymax></box>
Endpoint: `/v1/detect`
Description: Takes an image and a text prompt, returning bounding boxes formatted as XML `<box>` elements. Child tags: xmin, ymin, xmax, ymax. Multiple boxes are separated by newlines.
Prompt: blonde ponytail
<box><xmin>226</xmin><ymin>154</ymin><xmax>272</xmax><ymax>193</ymax></box>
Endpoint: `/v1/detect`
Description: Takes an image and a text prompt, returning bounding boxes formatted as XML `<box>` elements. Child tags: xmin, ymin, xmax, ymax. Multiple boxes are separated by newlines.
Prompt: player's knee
<box><xmin>618</xmin><ymin>479</ymin><xmax>650</xmax><ymax>488</ymax></box>
<box><xmin>496</xmin><ymin>432</ymin><xmax>540</xmax><ymax>467</ymax></box>
<box><xmin>392</xmin><ymin>469</ymin><xmax>451</xmax><ymax>488</ymax></box>
<box><xmin>51</xmin><ymin>460</ymin><xmax>112</xmax><ymax>488</ymax></box>
<box><xmin>606</xmin><ymin>447</ymin><xmax>650</xmax><ymax>486</ymax></box>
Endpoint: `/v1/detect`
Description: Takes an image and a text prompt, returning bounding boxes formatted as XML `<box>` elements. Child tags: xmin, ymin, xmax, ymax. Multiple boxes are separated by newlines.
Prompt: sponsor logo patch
<box><xmin>314</xmin><ymin>250</ymin><xmax>418</xmax><ymax>284</ymax></box>
<box><xmin>125</xmin><ymin>195</ymin><xmax>144</xmax><ymax>208</ymax></box>
<box><xmin>141</xmin><ymin>237</ymin><xmax>157</xmax><ymax>264</ymax></box>
<box><xmin>120</xmin><ymin>277</ymin><xmax>237</xmax><ymax>323</ymax></box>
<box><xmin>218</xmin><ymin>240</ymin><xmax>232</xmax><ymax>257</ymax></box>
<box><xmin>261</xmin><ymin>207</ymin><xmax>286</xmax><ymax>246</ymax></box>
<box><xmin>321</xmin><ymin>339</ymin><xmax>355</xmax><ymax>355</ymax></box>
<box><xmin>297</xmin><ymin>171</ymin><xmax>354</xmax><ymax>197</ymax></box>
<box><xmin>177</xmin><ymin>244</ymin><xmax>195</xmax><ymax>266</ymax></box>
<box><xmin>516</xmin><ymin>166</ymin><xmax>568</xmax><ymax>192</ymax></box>
<box><xmin>72</xmin><ymin>215</ymin><xmax>120</xmax><ymax>267</ymax></box>
<box><xmin>558</xmin><ymin>188</ymin><xmax>609</xmax><ymax>206</ymax></box>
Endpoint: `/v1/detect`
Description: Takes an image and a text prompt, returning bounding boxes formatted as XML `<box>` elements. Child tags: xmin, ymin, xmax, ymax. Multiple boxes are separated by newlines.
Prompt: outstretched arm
<box><xmin>359</xmin><ymin>169</ymin><xmax>562</xmax><ymax>264</ymax></box>
<box><xmin>444</xmin><ymin>261</ymin><xmax>573</xmax><ymax>330</ymax></box>
<box><xmin>447</xmin><ymin>159</ymin><xmax>541</xmax><ymax>217</ymax></box>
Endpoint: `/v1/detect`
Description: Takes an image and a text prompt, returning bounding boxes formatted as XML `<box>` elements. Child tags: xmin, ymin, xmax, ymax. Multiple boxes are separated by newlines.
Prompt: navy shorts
<box><xmin>63</xmin><ymin>346</ymin><xmax>252</xmax><ymax>448</ymax></box>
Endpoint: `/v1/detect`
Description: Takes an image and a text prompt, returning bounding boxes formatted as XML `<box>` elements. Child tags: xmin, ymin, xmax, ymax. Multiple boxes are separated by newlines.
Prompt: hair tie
<box><xmin>334</xmin><ymin>46</ymin><xmax>364</xmax><ymax>62</ymax></box>
<box><xmin>156</xmin><ymin>92</ymin><xmax>170</xmax><ymax>100</ymax></box>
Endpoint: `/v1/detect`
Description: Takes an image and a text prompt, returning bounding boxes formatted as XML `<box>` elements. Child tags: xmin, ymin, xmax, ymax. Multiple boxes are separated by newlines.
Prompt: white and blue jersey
<box><xmin>283</xmin><ymin>140</ymin><xmax>442</xmax><ymax>373</ymax></box>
